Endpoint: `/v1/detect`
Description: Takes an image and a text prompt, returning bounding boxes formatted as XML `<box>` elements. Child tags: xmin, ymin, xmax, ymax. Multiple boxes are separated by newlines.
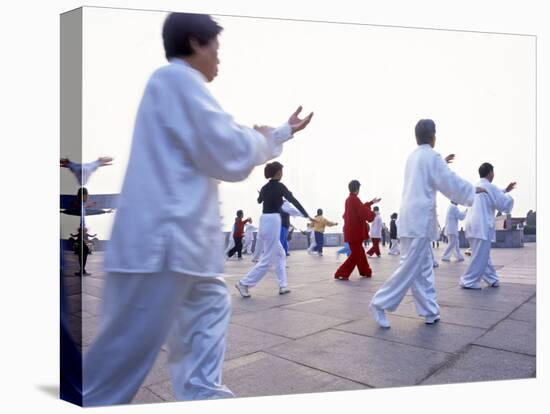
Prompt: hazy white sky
<box><xmin>61</xmin><ymin>7</ymin><xmax>536</xmax><ymax>238</ymax></box>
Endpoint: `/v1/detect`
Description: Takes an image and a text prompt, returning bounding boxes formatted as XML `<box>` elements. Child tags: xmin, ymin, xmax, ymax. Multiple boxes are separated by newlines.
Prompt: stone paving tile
<box><xmin>231</xmin><ymin>290</ymin><xmax>326</xmax><ymax>313</ymax></box>
<box><xmin>281</xmin><ymin>297</ymin><xmax>372</xmax><ymax>321</ymax></box>
<box><xmin>421</xmin><ymin>345</ymin><xmax>536</xmax><ymax>385</ymax></box>
<box><xmin>225</xmin><ymin>324</ymin><xmax>292</xmax><ymax>361</ymax></box>
<box><xmin>474</xmin><ymin>319</ymin><xmax>536</xmax><ymax>356</ymax></box>
<box><xmin>508</xmin><ymin>302</ymin><xmax>536</xmax><ymax>323</ymax></box>
<box><xmin>131</xmin><ymin>387</ymin><xmax>165</xmax><ymax>404</ymax></box>
<box><xmin>142</xmin><ymin>349</ymin><xmax>171</xmax><ymax>387</ymax></box>
<box><xmin>267</xmin><ymin>329</ymin><xmax>450</xmax><ymax>387</ymax></box>
<box><xmin>145</xmin><ymin>380</ymin><xmax>175</xmax><ymax>402</ymax></box>
<box><xmin>334</xmin><ymin>315</ymin><xmax>485</xmax><ymax>354</ymax></box>
<box><xmin>222</xmin><ymin>352</ymin><xmax>367</xmax><ymax>398</ymax></box>
<box><xmin>389</xmin><ymin>301</ymin><xmax>510</xmax><ymax>329</ymax></box>
<box><xmin>230</xmin><ymin>308</ymin><xmax>348</xmax><ymax>339</ymax></box>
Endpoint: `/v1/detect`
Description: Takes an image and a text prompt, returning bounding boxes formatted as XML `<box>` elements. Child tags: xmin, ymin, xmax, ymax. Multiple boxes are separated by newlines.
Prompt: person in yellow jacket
<box><xmin>311</xmin><ymin>209</ymin><xmax>338</xmax><ymax>256</ymax></box>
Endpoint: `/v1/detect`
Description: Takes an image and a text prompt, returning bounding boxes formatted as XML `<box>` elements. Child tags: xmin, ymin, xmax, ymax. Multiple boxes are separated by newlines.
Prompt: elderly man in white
<box><xmin>82</xmin><ymin>13</ymin><xmax>313</xmax><ymax>406</ymax></box>
<box><xmin>370</xmin><ymin>119</ymin><xmax>485</xmax><ymax>328</ymax></box>
<box><xmin>441</xmin><ymin>201</ymin><xmax>468</xmax><ymax>262</ymax></box>
<box><xmin>460</xmin><ymin>163</ymin><xmax>515</xmax><ymax>289</ymax></box>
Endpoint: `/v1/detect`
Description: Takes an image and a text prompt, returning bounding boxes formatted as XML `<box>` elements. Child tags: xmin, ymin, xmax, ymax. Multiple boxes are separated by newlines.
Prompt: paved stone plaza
<box><xmin>63</xmin><ymin>242</ymin><xmax>536</xmax><ymax>404</ymax></box>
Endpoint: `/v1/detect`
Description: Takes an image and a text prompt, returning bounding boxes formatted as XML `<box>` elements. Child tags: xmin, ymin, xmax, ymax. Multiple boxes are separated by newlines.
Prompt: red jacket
<box><xmin>233</xmin><ymin>218</ymin><xmax>251</xmax><ymax>238</ymax></box>
<box><xmin>342</xmin><ymin>193</ymin><xmax>375</xmax><ymax>243</ymax></box>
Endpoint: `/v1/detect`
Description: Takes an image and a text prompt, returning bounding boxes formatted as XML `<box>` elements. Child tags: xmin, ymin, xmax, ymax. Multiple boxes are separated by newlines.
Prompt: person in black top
<box><xmin>388</xmin><ymin>212</ymin><xmax>400</xmax><ymax>255</ymax></box>
<box><xmin>236</xmin><ymin>162</ymin><xmax>312</xmax><ymax>297</ymax></box>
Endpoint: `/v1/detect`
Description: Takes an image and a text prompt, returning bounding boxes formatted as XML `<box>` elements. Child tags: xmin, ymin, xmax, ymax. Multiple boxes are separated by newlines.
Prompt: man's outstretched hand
<box><xmin>288</xmin><ymin>106</ymin><xmax>314</xmax><ymax>134</ymax></box>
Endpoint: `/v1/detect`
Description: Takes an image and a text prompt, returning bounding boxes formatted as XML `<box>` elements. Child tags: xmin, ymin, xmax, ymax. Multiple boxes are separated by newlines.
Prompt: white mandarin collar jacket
<box><xmin>465</xmin><ymin>178</ymin><xmax>514</xmax><ymax>241</ymax></box>
<box><xmin>105</xmin><ymin>59</ymin><xmax>292</xmax><ymax>276</ymax></box>
<box><xmin>398</xmin><ymin>145</ymin><xmax>475</xmax><ymax>239</ymax></box>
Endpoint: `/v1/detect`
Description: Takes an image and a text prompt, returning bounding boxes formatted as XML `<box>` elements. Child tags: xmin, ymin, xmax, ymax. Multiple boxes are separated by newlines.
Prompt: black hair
<box><xmin>162</xmin><ymin>13</ymin><xmax>223</xmax><ymax>60</ymax></box>
<box><xmin>373</xmin><ymin>206</ymin><xmax>379</xmax><ymax>212</ymax></box>
<box><xmin>236</xmin><ymin>210</ymin><xmax>243</xmax><ymax>217</ymax></box>
<box><xmin>77</xmin><ymin>187</ymin><xmax>88</xmax><ymax>201</ymax></box>
<box><xmin>348</xmin><ymin>180</ymin><xmax>361</xmax><ymax>193</ymax></box>
<box><xmin>479</xmin><ymin>162</ymin><xmax>494</xmax><ymax>178</ymax></box>
<box><xmin>264</xmin><ymin>161</ymin><xmax>283</xmax><ymax>179</ymax></box>
<box><xmin>415</xmin><ymin>119</ymin><xmax>436</xmax><ymax>145</ymax></box>
<box><xmin>317</xmin><ymin>209</ymin><xmax>323</xmax><ymax>216</ymax></box>
<box><xmin>391</xmin><ymin>213</ymin><xmax>398</xmax><ymax>219</ymax></box>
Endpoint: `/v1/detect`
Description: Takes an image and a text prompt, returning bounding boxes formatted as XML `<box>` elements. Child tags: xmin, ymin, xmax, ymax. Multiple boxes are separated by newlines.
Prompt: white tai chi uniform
<box><xmin>242</xmin><ymin>223</ymin><xmax>258</xmax><ymax>255</ymax></box>
<box><xmin>460</xmin><ymin>178</ymin><xmax>514</xmax><ymax>288</ymax></box>
<box><xmin>441</xmin><ymin>204</ymin><xmax>467</xmax><ymax>261</ymax></box>
<box><xmin>83</xmin><ymin>59</ymin><xmax>295</xmax><ymax>406</ymax></box>
<box><xmin>370</xmin><ymin>144</ymin><xmax>474</xmax><ymax>319</ymax></box>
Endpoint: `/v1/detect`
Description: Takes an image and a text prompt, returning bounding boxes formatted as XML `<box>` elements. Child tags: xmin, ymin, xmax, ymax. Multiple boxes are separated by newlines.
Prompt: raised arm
<box><xmin>431</xmin><ymin>154</ymin><xmax>475</xmax><ymax>207</ymax></box>
<box><xmin>161</xmin><ymin>70</ymin><xmax>312</xmax><ymax>182</ymax></box>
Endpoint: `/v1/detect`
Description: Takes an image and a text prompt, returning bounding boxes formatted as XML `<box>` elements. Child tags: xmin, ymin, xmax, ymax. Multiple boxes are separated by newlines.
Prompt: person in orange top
<box><xmin>335</xmin><ymin>180</ymin><xmax>381</xmax><ymax>280</ymax></box>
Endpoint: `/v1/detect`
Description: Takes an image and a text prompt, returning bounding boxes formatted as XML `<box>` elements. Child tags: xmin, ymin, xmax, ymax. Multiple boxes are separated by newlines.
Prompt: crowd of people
<box><xmin>60</xmin><ymin>12</ymin><xmax>518</xmax><ymax>407</ymax></box>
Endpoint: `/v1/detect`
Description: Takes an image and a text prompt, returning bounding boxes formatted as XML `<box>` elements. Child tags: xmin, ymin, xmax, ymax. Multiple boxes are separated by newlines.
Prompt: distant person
<box><xmin>460</xmin><ymin>163</ymin><xmax>515</xmax><ymax>289</ymax></box>
<box><xmin>227</xmin><ymin>210</ymin><xmax>251</xmax><ymax>260</ymax></box>
<box><xmin>236</xmin><ymin>162</ymin><xmax>313</xmax><ymax>297</ymax></box>
<box><xmin>82</xmin><ymin>13</ymin><xmax>313</xmax><ymax>406</ymax></box>
<box><xmin>305</xmin><ymin>221</ymin><xmax>317</xmax><ymax>254</ymax></box>
<box><xmin>311</xmin><ymin>209</ymin><xmax>338</xmax><ymax>256</ymax></box>
<box><xmin>370</xmin><ymin>119</ymin><xmax>485</xmax><ymax>328</ymax></box>
<box><xmin>242</xmin><ymin>219</ymin><xmax>257</xmax><ymax>255</ymax></box>
<box><xmin>334</xmin><ymin>180</ymin><xmax>379</xmax><ymax>280</ymax></box>
<box><xmin>70</xmin><ymin>227</ymin><xmax>97</xmax><ymax>276</ymax></box>
<box><xmin>60</xmin><ymin>156</ymin><xmax>113</xmax><ymax>186</ymax></box>
<box><xmin>388</xmin><ymin>213</ymin><xmax>400</xmax><ymax>255</ymax></box>
<box><xmin>441</xmin><ymin>201</ymin><xmax>467</xmax><ymax>262</ymax></box>
<box><xmin>366</xmin><ymin>206</ymin><xmax>383</xmax><ymax>257</ymax></box>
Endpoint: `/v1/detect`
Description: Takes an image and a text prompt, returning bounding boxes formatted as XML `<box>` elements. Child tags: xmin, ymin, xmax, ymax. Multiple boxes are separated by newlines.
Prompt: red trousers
<box><xmin>335</xmin><ymin>242</ymin><xmax>372</xmax><ymax>279</ymax></box>
<box><xmin>367</xmin><ymin>238</ymin><xmax>381</xmax><ymax>257</ymax></box>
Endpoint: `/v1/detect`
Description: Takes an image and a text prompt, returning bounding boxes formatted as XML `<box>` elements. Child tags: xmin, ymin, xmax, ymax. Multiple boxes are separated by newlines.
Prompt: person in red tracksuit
<box><xmin>335</xmin><ymin>180</ymin><xmax>381</xmax><ymax>280</ymax></box>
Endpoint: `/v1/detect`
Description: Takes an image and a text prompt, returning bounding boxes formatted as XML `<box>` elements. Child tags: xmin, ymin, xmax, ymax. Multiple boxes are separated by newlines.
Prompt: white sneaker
<box><xmin>425</xmin><ymin>314</ymin><xmax>441</xmax><ymax>325</ymax></box>
<box><xmin>489</xmin><ymin>281</ymin><xmax>500</xmax><ymax>288</ymax></box>
<box><xmin>279</xmin><ymin>286</ymin><xmax>291</xmax><ymax>295</ymax></box>
<box><xmin>369</xmin><ymin>304</ymin><xmax>390</xmax><ymax>328</ymax></box>
<box><xmin>433</xmin><ymin>262</ymin><xmax>439</xmax><ymax>268</ymax></box>
<box><xmin>235</xmin><ymin>282</ymin><xmax>251</xmax><ymax>298</ymax></box>
<box><xmin>441</xmin><ymin>258</ymin><xmax>450</xmax><ymax>262</ymax></box>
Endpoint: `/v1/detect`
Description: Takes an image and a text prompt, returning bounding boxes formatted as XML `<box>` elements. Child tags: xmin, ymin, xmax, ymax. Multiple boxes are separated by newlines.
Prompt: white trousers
<box><xmin>307</xmin><ymin>230</ymin><xmax>316</xmax><ymax>252</ymax></box>
<box><xmin>388</xmin><ymin>238</ymin><xmax>400</xmax><ymax>255</ymax></box>
<box><xmin>370</xmin><ymin>237</ymin><xmax>439</xmax><ymax>317</ymax></box>
<box><xmin>224</xmin><ymin>237</ymin><xmax>235</xmax><ymax>254</ymax></box>
<box><xmin>83</xmin><ymin>270</ymin><xmax>233</xmax><ymax>406</ymax></box>
<box><xmin>441</xmin><ymin>234</ymin><xmax>464</xmax><ymax>261</ymax></box>
<box><xmin>460</xmin><ymin>238</ymin><xmax>498</xmax><ymax>288</ymax></box>
<box><xmin>243</xmin><ymin>234</ymin><xmax>254</xmax><ymax>255</ymax></box>
<box><xmin>240</xmin><ymin>214</ymin><xmax>287</xmax><ymax>288</ymax></box>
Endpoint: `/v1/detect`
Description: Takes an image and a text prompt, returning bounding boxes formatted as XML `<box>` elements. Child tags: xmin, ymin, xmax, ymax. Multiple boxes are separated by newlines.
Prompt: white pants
<box><xmin>307</xmin><ymin>230</ymin><xmax>316</xmax><ymax>252</ymax></box>
<box><xmin>371</xmin><ymin>237</ymin><xmax>439</xmax><ymax>317</ymax></box>
<box><xmin>240</xmin><ymin>214</ymin><xmax>287</xmax><ymax>288</ymax></box>
<box><xmin>441</xmin><ymin>234</ymin><xmax>464</xmax><ymax>261</ymax></box>
<box><xmin>243</xmin><ymin>234</ymin><xmax>254</xmax><ymax>255</ymax></box>
<box><xmin>83</xmin><ymin>270</ymin><xmax>233</xmax><ymax>406</ymax></box>
<box><xmin>388</xmin><ymin>238</ymin><xmax>400</xmax><ymax>255</ymax></box>
<box><xmin>460</xmin><ymin>238</ymin><xmax>498</xmax><ymax>288</ymax></box>
<box><xmin>224</xmin><ymin>237</ymin><xmax>235</xmax><ymax>254</ymax></box>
